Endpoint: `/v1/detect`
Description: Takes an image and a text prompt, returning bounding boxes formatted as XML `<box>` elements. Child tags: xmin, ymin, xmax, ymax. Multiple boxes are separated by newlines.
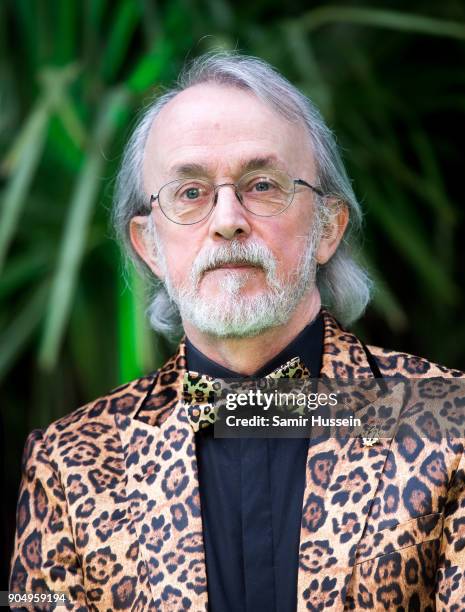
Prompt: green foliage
<box><xmin>1</xmin><ymin>0</ymin><xmax>465</xmax><ymax>434</ymax></box>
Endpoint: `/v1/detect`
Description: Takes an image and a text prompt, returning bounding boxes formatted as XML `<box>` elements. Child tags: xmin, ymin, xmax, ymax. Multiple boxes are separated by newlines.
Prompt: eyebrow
<box><xmin>169</xmin><ymin>155</ymin><xmax>285</xmax><ymax>179</ymax></box>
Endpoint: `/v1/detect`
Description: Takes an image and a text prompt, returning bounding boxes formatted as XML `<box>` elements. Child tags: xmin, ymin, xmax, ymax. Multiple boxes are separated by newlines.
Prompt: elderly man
<box><xmin>10</xmin><ymin>52</ymin><xmax>465</xmax><ymax>611</ymax></box>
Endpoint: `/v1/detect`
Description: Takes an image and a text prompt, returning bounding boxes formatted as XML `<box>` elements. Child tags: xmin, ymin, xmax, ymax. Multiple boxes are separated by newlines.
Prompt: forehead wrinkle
<box><xmin>168</xmin><ymin>154</ymin><xmax>288</xmax><ymax>180</ymax></box>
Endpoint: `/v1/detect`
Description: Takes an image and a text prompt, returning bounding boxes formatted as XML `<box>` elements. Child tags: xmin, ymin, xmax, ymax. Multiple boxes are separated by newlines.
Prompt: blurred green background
<box><xmin>1</xmin><ymin>0</ymin><xmax>465</xmax><ymax>584</ymax></box>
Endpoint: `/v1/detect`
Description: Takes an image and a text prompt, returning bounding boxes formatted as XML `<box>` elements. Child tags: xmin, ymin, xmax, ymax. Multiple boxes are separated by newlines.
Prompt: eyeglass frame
<box><xmin>148</xmin><ymin>170</ymin><xmax>326</xmax><ymax>226</ymax></box>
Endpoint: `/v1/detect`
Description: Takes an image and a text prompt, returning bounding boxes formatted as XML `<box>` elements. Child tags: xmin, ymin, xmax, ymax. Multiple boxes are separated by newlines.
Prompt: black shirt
<box><xmin>185</xmin><ymin>312</ymin><xmax>324</xmax><ymax>612</ymax></box>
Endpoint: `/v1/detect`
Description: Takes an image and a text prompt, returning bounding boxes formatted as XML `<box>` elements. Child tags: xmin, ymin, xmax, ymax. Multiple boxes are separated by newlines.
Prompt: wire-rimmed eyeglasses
<box><xmin>149</xmin><ymin>168</ymin><xmax>325</xmax><ymax>225</ymax></box>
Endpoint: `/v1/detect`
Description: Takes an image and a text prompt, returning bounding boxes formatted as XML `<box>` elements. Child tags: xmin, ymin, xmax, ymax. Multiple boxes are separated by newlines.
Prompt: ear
<box><xmin>315</xmin><ymin>199</ymin><xmax>349</xmax><ymax>265</ymax></box>
<box><xmin>129</xmin><ymin>215</ymin><xmax>164</xmax><ymax>278</ymax></box>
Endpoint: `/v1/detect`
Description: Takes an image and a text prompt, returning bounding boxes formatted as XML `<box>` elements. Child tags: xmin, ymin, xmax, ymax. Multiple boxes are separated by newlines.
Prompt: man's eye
<box><xmin>254</xmin><ymin>181</ymin><xmax>272</xmax><ymax>192</ymax></box>
<box><xmin>246</xmin><ymin>178</ymin><xmax>279</xmax><ymax>193</ymax></box>
<box><xmin>183</xmin><ymin>187</ymin><xmax>200</xmax><ymax>199</ymax></box>
<box><xmin>176</xmin><ymin>184</ymin><xmax>209</xmax><ymax>202</ymax></box>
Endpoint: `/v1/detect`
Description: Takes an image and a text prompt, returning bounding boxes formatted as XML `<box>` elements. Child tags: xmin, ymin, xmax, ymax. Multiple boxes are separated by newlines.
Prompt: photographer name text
<box><xmin>224</xmin><ymin>414</ymin><xmax>361</xmax><ymax>427</ymax></box>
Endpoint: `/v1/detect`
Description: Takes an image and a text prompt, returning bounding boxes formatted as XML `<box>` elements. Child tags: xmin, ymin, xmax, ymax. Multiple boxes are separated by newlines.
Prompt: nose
<box><xmin>208</xmin><ymin>183</ymin><xmax>251</xmax><ymax>241</ymax></box>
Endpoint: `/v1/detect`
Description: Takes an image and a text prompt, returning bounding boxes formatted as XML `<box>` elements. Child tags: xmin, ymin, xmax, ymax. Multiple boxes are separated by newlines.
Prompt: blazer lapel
<box><xmin>296</xmin><ymin>311</ymin><xmax>405</xmax><ymax>611</ymax></box>
<box><xmin>115</xmin><ymin>344</ymin><xmax>209</xmax><ymax>611</ymax></box>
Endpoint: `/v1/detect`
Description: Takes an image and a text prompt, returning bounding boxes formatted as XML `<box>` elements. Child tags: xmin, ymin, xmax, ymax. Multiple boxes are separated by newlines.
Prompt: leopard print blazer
<box><xmin>9</xmin><ymin>310</ymin><xmax>465</xmax><ymax>611</ymax></box>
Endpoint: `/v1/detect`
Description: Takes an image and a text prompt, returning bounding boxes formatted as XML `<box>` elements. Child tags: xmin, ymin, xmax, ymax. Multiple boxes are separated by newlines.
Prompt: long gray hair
<box><xmin>112</xmin><ymin>51</ymin><xmax>372</xmax><ymax>339</ymax></box>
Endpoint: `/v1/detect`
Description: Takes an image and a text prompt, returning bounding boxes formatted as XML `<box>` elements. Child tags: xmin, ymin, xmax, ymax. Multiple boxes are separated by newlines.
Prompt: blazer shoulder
<box><xmin>367</xmin><ymin>344</ymin><xmax>465</xmax><ymax>378</ymax></box>
<box><xmin>42</xmin><ymin>370</ymin><xmax>160</xmax><ymax>441</ymax></box>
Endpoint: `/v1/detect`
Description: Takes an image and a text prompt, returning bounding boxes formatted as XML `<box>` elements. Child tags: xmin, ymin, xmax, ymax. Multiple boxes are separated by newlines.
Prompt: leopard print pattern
<box><xmin>9</xmin><ymin>310</ymin><xmax>465</xmax><ymax>611</ymax></box>
<box><xmin>182</xmin><ymin>372</ymin><xmax>222</xmax><ymax>432</ymax></box>
<box><xmin>266</xmin><ymin>355</ymin><xmax>310</xmax><ymax>379</ymax></box>
<box><xmin>183</xmin><ymin>372</ymin><xmax>222</xmax><ymax>405</ymax></box>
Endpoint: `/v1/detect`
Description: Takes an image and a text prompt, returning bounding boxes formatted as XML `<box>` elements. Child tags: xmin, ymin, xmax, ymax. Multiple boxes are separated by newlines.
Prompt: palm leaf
<box><xmin>39</xmin><ymin>87</ymin><xmax>131</xmax><ymax>370</ymax></box>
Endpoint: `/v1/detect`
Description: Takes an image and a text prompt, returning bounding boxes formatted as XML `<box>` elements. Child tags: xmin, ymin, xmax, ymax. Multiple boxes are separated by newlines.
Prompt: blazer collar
<box><xmin>115</xmin><ymin>309</ymin><xmax>403</xmax><ymax>610</ymax></box>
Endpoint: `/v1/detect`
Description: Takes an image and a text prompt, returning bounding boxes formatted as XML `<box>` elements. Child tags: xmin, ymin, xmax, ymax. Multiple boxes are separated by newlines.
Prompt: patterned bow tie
<box><xmin>183</xmin><ymin>356</ymin><xmax>310</xmax><ymax>432</ymax></box>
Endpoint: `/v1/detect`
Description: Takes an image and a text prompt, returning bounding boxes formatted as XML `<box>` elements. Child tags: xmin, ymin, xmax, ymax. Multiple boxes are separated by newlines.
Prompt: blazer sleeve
<box><xmin>436</xmin><ymin>447</ymin><xmax>465</xmax><ymax>611</ymax></box>
<box><xmin>9</xmin><ymin>429</ymin><xmax>88</xmax><ymax>610</ymax></box>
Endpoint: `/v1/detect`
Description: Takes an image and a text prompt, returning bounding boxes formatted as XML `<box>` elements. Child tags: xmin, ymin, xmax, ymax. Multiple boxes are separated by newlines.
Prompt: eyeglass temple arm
<box><xmin>294</xmin><ymin>179</ymin><xmax>325</xmax><ymax>198</ymax></box>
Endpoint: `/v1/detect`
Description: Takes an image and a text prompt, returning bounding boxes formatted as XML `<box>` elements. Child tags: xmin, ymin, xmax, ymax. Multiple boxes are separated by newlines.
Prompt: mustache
<box><xmin>190</xmin><ymin>241</ymin><xmax>276</xmax><ymax>281</ymax></box>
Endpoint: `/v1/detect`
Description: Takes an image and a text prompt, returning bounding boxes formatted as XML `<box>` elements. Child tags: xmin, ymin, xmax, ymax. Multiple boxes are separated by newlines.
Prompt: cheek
<box><xmin>157</xmin><ymin>225</ymin><xmax>201</xmax><ymax>283</ymax></box>
<box><xmin>161</xmin><ymin>245</ymin><xmax>192</xmax><ymax>283</ymax></box>
<box><xmin>277</xmin><ymin>246</ymin><xmax>303</xmax><ymax>275</ymax></box>
<box><xmin>266</xmin><ymin>222</ymin><xmax>312</xmax><ymax>271</ymax></box>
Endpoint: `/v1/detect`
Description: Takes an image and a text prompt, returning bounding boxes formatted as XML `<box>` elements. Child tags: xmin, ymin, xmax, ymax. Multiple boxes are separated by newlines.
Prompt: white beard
<box><xmin>153</xmin><ymin>232</ymin><xmax>319</xmax><ymax>338</ymax></box>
